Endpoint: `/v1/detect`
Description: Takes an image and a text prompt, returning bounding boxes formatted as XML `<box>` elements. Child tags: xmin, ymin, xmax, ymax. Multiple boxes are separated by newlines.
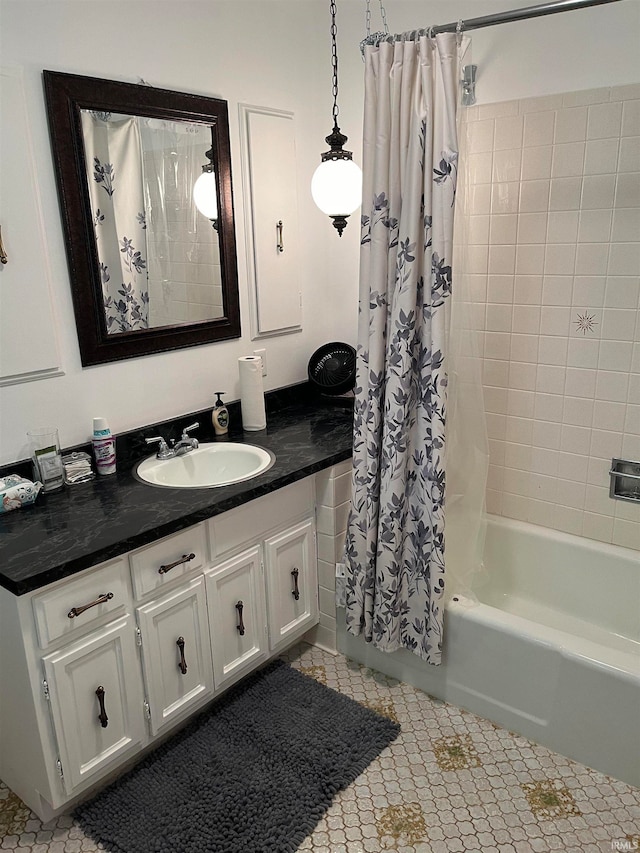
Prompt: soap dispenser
<box><xmin>212</xmin><ymin>392</ymin><xmax>229</xmax><ymax>436</ymax></box>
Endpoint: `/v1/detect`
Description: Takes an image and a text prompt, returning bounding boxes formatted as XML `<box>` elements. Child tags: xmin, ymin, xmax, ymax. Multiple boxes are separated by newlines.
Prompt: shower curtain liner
<box><xmin>81</xmin><ymin>111</ymin><xmax>150</xmax><ymax>333</ymax></box>
<box><xmin>343</xmin><ymin>32</ymin><xmax>484</xmax><ymax>666</ymax></box>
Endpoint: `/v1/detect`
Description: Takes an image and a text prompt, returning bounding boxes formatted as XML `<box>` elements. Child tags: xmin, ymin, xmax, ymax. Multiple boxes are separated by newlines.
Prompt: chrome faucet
<box><xmin>145</xmin><ymin>422</ymin><xmax>199</xmax><ymax>459</ymax></box>
<box><xmin>172</xmin><ymin>422</ymin><xmax>199</xmax><ymax>455</ymax></box>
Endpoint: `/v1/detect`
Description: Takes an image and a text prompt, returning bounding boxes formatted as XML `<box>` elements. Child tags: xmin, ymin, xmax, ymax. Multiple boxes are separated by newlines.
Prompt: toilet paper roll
<box><xmin>238</xmin><ymin>356</ymin><xmax>266</xmax><ymax>431</ymax></box>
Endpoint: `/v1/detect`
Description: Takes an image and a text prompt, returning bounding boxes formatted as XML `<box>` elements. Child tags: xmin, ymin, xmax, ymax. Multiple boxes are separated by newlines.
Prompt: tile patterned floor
<box><xmin>1</xmin><ymin>642</ymin><xmax>638</xmax><ymax>852</ymax></box>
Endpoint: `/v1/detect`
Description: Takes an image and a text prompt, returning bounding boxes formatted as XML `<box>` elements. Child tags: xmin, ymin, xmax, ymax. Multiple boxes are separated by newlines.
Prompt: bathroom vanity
<box><xmin>0</xmin><ymin>394</ymin><xmax>353</xmax><ymax>822</ymax></box>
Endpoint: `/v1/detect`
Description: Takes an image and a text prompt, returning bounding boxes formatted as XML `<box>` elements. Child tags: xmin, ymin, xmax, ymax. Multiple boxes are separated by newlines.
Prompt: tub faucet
<box><xmin>145</xmin><ymin>422</ymin><xmax>199</xmax><ymax>459</ymax></box>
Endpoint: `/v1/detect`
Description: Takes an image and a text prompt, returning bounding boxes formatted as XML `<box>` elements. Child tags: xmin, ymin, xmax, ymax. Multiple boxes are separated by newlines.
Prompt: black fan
<box><xmin>308</xmin><ymin>342</ymin><xmax>356</xmax><ymax>396</ymax></box>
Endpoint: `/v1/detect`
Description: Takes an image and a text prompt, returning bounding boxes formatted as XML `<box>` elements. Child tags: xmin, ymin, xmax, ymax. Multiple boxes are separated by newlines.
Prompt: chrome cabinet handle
<box><xmin>176</xmin><ymin>637</ymin><xmax>187</xmax><ymax>675</ymax></box>
<box><xmin>158</xmin><ymin>553</ymin><xmax>196</xmax><ymax>575</ymax></box>
<box><xmin>276</xmin><ymin>220</ymin><xmax>284</xmax><ymax>253</ymax></box>
<box><xmin>96</xmin><ymin>685</ymin><xmax>108</xmax><ymax>728</ymax></box>
<box><xmin>236</xmin><ymin>600</ymin><xmax>245</xmax><ymax>636</ymax></box>
<box><xmin>68</xmin><ymin>592</ymin><xmax>113</xmax><ymax>619</ymax></box>
<box><xmin>291</xmin><ymin>567</ymin><xmax>300</xmax><ymax>601</ymax></box>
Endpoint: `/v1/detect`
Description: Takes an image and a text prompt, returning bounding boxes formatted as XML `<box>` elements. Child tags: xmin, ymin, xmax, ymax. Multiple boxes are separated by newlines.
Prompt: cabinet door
<box><xmin>136</xmin><ymin>576</ymin><xmax>213</xmax><ymax>736</ymax></box>
<box><xmin>0</xmin><ymin>67</ymin><xmax>61</xmax><ymax>385</ymax></box>
<box><xmin>205</xmin><ymin>546</ymin><xmax>267</xmax><ymax>689</ymax></box>
<box><xmin>42</xmin><ymin>616</ymin><xmax>145</xmax><ymax>794</ymax></box>
<box><xmin>239</xmin><ymin>104</ymin><xmax>302</xmax><ymax>337</ymax></box>
<box><xmin>264</xmin><ymin>519</ymin><xmax>318</xmax><ymax>652</ymax></box>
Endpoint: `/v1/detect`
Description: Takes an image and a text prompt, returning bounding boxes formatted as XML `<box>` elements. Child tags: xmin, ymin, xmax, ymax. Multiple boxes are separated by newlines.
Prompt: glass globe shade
<box><xmin>193</xmin><ymin>171</ymin><xmax>218</xmax><ymax>220</ymax></box>
<box><xmin>311</xmin><ymin>158</ymin><xmax>362</xmax><ymax>216</ymax></box>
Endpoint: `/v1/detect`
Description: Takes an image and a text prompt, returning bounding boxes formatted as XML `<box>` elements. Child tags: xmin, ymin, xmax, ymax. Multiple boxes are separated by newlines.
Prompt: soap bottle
<box><xmin>92</xmin><ymin>417</ymin><xmax>116</xmax><ymax>475</ymax></box>
<box><xmin>211</xmin><ymin>392</ymin><xmax>229</xmax><ymax>436</ymax></box>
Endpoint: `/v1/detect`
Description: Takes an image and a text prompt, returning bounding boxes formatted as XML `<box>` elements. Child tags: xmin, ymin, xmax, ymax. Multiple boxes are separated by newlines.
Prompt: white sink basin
<box><xmin>135</xmin><ymin>443</ymin><xmax>275</xmax><ymax>489</ymax></box>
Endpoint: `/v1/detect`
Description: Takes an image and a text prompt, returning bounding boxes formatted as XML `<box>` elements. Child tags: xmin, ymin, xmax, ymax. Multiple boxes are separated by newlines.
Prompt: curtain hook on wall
<box><xmin>461</xmin><ymin>64</ymin><xmax>477</xmax><ymax>106</ymax></box>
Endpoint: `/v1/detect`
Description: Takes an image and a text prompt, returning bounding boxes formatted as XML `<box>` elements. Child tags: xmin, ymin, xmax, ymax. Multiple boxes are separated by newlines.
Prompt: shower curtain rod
<box><xmin>365</xmin><ymin>0</ymin><xmax>623</xmax><ymax>41</ymax></box>
<box><xmin>429</xmin><ymin>0</ymin><xmax>623</xmax><ymax>35</ymax></box>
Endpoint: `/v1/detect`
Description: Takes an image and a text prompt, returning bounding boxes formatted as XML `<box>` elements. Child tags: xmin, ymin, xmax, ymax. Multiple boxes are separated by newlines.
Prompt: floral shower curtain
<box><xmin>81</xmin><ymin>111</ymin><xmax>149</xmax><ymax>333</ymax></box>
<box><xmin>344</xmin><ymin>33</ymin><xmax>464</xmax><ymax>665</ymax></box>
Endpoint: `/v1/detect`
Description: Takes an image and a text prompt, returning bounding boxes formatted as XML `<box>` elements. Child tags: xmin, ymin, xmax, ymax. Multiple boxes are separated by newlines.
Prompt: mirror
<box><xmin>43</xmin><ymin>71</ymin><xmax>241</xmax><ymax>366</ymax></box>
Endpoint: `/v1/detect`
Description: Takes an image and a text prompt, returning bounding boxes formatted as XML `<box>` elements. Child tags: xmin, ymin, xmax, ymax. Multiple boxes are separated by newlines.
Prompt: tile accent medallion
<box><xmin>0</xmin><ymin>789</ymin><xmax>30</xmax><ymax>837</ymax></box>
<box><xmin>521</xmin><ymin>779</ymin><xmax>582</xmax><ymax>819</ymax></box>
<box><xmin>299</xmin><ymin>663</ymin><xmax>328</xmax><ymax>684</ymax></box>
<box><xmin>376</xmin><ymin>804</ymin><xmax>428</xmax><ymax>847</ymax></box>
<box><xmin>574</xmin><ymin>309</ymin><xmax>600</xmax><ymax>335</ymax></box>
<box><xmin>362</xmin><ymin>697</ymin><xmax>399</xmax><ymax>724</ymax></box>
<box><xmin>2</xmin><ymin>643</ymin><xmax>640</xmax><ymax>853</ymax></box>
<box><xmin>433</xmin><ymin>734</ymin><xmax>482</xmax><ymax>771</ymax></box>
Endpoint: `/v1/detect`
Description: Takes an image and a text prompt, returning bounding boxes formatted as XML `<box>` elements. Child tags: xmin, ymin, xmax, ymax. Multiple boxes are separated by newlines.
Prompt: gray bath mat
<box><xmin>74</xmin><ymin>658</ymin><xmax>400</xmax><ymax>853</ymax></box>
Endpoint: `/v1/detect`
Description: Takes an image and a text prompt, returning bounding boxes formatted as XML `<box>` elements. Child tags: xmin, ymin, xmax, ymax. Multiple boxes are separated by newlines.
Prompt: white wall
<box><xmin>1</xmin><ymin>0</ymin><xmax>638</xmax><ymax>465</ymax></box>
<box><xmin>0</xmin><ymin>0</ymin><xmax>361</xmax><ymax>464</ymax></box>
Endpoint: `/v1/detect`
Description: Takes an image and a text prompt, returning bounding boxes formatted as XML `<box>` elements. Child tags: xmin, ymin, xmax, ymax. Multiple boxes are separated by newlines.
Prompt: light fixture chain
<box><xmin>365</xmin><ymin>0</ymin><xmax>371</xmax><ymax>37</ymax></box>
<box><xmin>330</xmin><ymin>0</ymin><xmax>339</xmax><ymax>126</ymax></box>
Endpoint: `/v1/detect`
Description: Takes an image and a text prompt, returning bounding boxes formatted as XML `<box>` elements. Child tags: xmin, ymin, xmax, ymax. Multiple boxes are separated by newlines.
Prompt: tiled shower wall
<box><xmin>305</xmin><ymin>461</ymin><xmax>351</xmax><ymax>652</ymax></box>
<box><xmin>144</xmin><ymin>147</ymin><xmax>223</xmax><ymax>327</ymax></box>
<box><xmin>462</xmin><ymin>83</ymin><xmax>639</xmax><ymax>549</ymax></box>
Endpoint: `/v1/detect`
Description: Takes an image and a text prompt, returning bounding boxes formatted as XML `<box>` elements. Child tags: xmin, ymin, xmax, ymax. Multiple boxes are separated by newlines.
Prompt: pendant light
<box><xmin>311</xmin><ymin>0</ymin><xmax>362</xmax><ymax>237</ymax></box>
<box><xmin>193</xmin><ymin>147</ymin><xmax>219</xmax><ymax>229</ymax></box>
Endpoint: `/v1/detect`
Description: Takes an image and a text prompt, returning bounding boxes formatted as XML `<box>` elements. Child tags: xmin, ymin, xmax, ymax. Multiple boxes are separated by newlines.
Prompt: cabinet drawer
<box><xmin>129</xmin><ymin>524</ymin><xmax>207</xmax><ymax>600</ymax></box>
<box><xmin>208</xmin><ymin>477</ymin><xmax>314</xmax><ymax>559</ymax></box>
<box><xmin>32</xmin><ymin>558</ymin><xmax>129</xmax><ymax>649</ymax></box>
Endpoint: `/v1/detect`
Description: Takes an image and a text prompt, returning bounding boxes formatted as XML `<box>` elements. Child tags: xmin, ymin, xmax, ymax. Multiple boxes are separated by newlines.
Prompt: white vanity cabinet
<box><xmin>31</xmin><ymin>558</ymin><xmax>147</xmax><ymax>795</ymax></box>
<box><xmin>0</xmin><ymin>557</ymin><xmax>147</xmax><ymax>820</ymax></box>
<box><xmin>0</xmin><ymin>475</ymin><xmax>320</xmax><ymax>822</ymax></box>
<box><xmin>129</xmin><ymin>524</ymin><xmax>214</xmax><ymax>736</ymax></box>
<box><xmin>206</xmin><ymin>476</ymin><xmax>318</xmax><ymax>662</ymax></box>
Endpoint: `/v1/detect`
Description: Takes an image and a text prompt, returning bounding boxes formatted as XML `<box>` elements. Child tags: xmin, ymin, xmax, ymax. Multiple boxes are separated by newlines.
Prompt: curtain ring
<box><xmin>456</xmin><ymin>18</ymin><xmax>464</xmax><ymax>45</ymax></box>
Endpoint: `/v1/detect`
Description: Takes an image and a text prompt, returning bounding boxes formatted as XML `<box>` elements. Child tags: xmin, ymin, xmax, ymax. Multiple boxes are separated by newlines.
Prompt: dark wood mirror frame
<box><xmin>43</xmin><ymin>70</ymin><xmax>241</xmax><ymax>366</ymax></box>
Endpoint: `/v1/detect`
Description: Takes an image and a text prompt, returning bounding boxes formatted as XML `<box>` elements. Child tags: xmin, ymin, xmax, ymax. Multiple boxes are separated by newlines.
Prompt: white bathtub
<box><xmin>338</xmin><ymin>515</ymin><xmax>640</xmax><ymax>787</ymax></box>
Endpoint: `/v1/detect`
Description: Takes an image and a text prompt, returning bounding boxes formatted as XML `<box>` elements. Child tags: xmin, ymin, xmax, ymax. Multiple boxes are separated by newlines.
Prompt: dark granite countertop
<box><xmin>0</xmin><ymin>388</ymin><xmax>353</xmax><ymax>595</ymax></box>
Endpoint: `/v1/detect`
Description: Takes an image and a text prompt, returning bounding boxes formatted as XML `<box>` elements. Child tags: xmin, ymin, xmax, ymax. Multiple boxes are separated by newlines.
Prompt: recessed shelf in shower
<box><xmin>609</xmin><ymin>458</ymin><xmax>640</xmax><ymax>504</ymax></box>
